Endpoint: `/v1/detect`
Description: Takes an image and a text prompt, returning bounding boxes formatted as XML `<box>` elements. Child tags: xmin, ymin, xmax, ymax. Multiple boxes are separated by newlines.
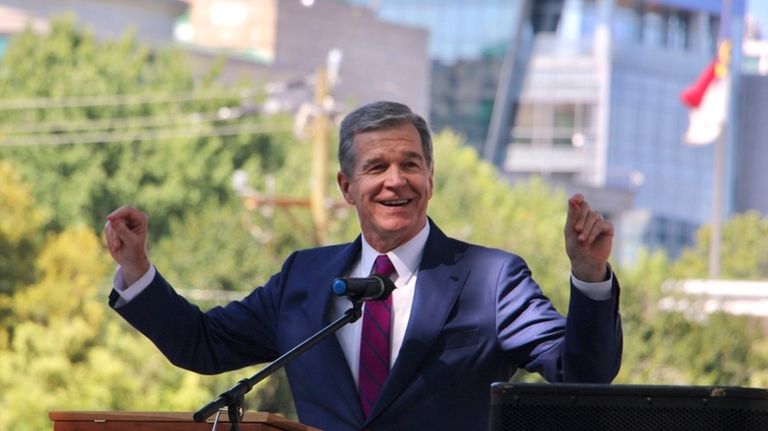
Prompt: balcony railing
<box><xmin>503</xmin><ymin>143</ymin><xmax>588</xmax><ymax>174</ymax></box>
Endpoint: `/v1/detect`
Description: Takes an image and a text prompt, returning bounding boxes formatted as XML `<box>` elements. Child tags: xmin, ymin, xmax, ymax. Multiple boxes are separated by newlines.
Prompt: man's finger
<box><xmin>581</xmin><ymin>216</ymin><xmax>614</xmax><ymax>245</ymax></box>
<box><xmin>581</xmin><ymin>213</ymin><xmax>602</xmax><ymax>243</ymax></box>
<box><xmin>108</xmin><ymin>217</ymin><xmax>138</xmax><ymax>245</ymax></box>
<box><xmin>567</xmin><ymin>193</ymin><xmax>589</xmax><ymax>233</ymax></box>
<box><xmin>107</xmin><ymin>205</ymin><xmax>135</xmax><ymax>222</ymax></box>
<box><xmin>104</xmin><ymin>220</ymin><xmax>123</xmax><ymax>256</ymax></box>
<box><xmin>566</xmin><ymin>193</ymin><xmax>582</xmax><ymax>217</ymax></box>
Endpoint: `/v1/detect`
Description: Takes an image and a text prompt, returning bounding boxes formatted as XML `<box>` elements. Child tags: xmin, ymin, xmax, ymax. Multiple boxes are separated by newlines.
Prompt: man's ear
<box><xmin>337</xmin><ymin>171</ymin><xmax>354</xmax><ymax>204</ymax></box>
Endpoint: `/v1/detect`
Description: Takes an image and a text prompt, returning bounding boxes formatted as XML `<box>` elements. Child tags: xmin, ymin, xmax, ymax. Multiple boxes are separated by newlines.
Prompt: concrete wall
<box><xmin>184</xmin><ymin>0</ymin><xmax>430</xmax><ymax>119</ymax></box>
<box><xmin>273</xmin><ymin>0</ymin><xmax>429</xmax><ymax>117</ymax></box>
<box><xmin>735</xmin><ymin>75</ymin><xmax>768</xmax><ymax>214</ymax></box>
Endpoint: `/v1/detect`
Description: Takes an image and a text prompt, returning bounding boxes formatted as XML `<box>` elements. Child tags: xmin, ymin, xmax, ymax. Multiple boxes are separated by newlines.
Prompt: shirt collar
<box><xmin>360</xmin><ymin>222</ymin><xmax>430</xmax><ymax>284</ymax></box>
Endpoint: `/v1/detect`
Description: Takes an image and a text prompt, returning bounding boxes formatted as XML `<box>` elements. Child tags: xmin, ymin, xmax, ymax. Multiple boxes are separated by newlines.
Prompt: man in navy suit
<box><xmin>105</xmin><ymin>101</ymin><xmax>622</xmax><ymax>430</ymax></box>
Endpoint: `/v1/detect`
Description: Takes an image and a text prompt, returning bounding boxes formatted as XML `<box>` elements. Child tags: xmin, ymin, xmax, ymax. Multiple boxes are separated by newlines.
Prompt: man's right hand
<box><xmin>105</xmin><ymin>205</ymin><xmax>151</xmax><ymax>286</ymax></box>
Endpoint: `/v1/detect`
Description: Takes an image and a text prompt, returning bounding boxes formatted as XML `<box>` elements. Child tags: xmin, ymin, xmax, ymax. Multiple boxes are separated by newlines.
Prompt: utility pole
<box><xmin>236</xmin><ymin>50</ymin><xmax>342</xmax><ymax>247</ymax></box>
<box><xmin>309</xmin><ymin>48</ymin><xmax>342</xmax><ymax>245</ymax></box>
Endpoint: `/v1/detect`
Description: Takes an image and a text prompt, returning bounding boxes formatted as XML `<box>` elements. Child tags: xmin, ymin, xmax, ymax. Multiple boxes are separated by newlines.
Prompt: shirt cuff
<box><xmin>113</xmin><ymin>264</ymin><xmax>156</xmax><ymax>305</ymax></box>
<box><xmin>571</xmin><ymin>269</ymin><xmax>613</xmax><ymax>301</ymax></box>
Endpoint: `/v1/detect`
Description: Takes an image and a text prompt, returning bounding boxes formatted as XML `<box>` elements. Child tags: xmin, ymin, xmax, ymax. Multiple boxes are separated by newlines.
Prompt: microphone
<box><xmin>332</xmin><ymin>275</ymin><xmax>396</xmax><ymax>301</ymax></box>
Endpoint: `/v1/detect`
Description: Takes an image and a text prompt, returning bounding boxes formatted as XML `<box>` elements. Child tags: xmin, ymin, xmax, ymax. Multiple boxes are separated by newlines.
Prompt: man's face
<box><xmin>337</xmin><ymin>123</ymin><xmax>434</xmax><ymax>252</ymax></box>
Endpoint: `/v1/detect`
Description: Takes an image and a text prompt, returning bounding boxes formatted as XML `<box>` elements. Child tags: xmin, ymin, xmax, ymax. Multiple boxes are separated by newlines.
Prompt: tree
<box><xmin>0</xmin><ymin>18</ymin><xmax>298</xmax><ymax>428</ymax></box>
<box><xmin>0</xmin><ymin>162</ymin><xmax>44</xmax><ymax>299</ymax></box>
<box><xmin>0</xmin><ymin>161</ymin><xmax>45</xmax><ymax>355</ymax></box>
<box><xmin>615</xmin><ymin>214</ymin><xmax>768</xmax><ymax>387</ymax></box>
<box><xmin>0</xmin><ymin>205</ymin><xmax>294</xmax><ymax>431</ymax></box>
<box><xmin>0</xmin><ymin>17</ymin><xmax>292</xmax><ymax>241</ymax></box>
<box><xmin>673</xmin><ymin>211</ymin><xmax>768</xmax><ymax>279</ymax></box>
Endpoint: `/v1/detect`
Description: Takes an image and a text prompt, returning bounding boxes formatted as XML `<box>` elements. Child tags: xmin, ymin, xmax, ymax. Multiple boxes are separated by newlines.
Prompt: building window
<box><xmin>709</xmin><ymin>15</ymin><xmax>722</xmax><ymax>53</ymax></box>
<box><xmin>667</xmin><ymin>12</ymin><xmax>690</xmax><ymax>50</ymax></box>
<box><xmin>641</xmin><ymin>10</ymin><xmax>665</xmax><ymax>47</ymax></box>
<box><xmin>553</xmin><ymin>104</ymin><xmax>576</xmax><ymax>146</ymax></box>
<box><xmin>511</xmin><ymin>102</ymin><xmax>594</xmax><ymax>148</ymax></box>
<box><xmin>612</xmin><ymin>1</ymin><xmax>694</xmax><ymax>52</ymax></box>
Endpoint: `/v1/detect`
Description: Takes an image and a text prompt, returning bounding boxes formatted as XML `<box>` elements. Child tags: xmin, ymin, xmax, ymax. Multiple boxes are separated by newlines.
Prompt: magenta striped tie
<box><xmin>358</xmin><ymin>254</ymin><xmax>395</xmax><ymax>417</ymax></box>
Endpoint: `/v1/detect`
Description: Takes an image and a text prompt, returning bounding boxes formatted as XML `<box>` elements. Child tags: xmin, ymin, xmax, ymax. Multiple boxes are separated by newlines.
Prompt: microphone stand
<box><xmin>193</xmin><ymin>299</ymin><xmax>364</xmax><ymax>430</ymax></box>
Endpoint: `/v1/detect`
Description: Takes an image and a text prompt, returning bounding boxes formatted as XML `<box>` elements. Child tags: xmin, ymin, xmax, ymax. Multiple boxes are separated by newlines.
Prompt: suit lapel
<box><xmin>370</xmin><ymin>221</ymin><xmax>468</xmax><ymax>419</ymax></box>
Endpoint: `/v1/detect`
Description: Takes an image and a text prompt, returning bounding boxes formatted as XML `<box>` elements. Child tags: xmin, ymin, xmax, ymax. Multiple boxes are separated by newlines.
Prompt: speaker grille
<box><xmin>491</xmin><ymin>383</ymin><xmax>768</xmax><ymax>431</ymax></box>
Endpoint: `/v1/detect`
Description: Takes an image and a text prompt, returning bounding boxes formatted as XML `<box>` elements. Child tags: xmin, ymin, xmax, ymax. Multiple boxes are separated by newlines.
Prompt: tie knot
<box><xmin>372</xmin><ymin>255</ymin><xmax>395</xmax><ymax>278</ymax></box>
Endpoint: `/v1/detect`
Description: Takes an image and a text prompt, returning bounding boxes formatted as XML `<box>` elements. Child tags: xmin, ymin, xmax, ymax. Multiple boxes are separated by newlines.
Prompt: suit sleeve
<box><xmin>496</xmin><ymin>255</ymin><xmax>622</xmax><ymax>383</ymax></box>
<box><xmin>562</xmin><ymin>277</ymin><xmax>622</xmax><ymax>382</ymax></box>
<box><xmin>109</xmin><ymin>252</ymin><xmax>300</xmax><ymax>374</ymax></box>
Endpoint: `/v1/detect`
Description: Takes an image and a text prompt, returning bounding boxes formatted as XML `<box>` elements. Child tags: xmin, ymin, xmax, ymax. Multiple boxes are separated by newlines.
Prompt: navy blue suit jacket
<box><xmin>111</xmin><ymin>221</ymin><xmax>622</xmax><ymax>430</ymax></box>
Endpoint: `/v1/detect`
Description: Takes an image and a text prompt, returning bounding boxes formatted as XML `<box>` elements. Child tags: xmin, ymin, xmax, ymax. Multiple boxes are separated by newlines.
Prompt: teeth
<box><xmin>382</xmin><ymin>199</ymin><xmax>408</xmax><ymax>206</ymax></box>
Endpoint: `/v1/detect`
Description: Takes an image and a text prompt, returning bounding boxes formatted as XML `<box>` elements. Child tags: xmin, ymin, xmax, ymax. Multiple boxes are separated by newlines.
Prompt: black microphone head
<box><xmin>370</xmin><ymin>274</ymin><xmax>396</xmax><ymax>300</ymax></box>
<box><xmin>331</xmin><ymin>275</ymin><xmax>396</xmax><ymax>301</ymax></box>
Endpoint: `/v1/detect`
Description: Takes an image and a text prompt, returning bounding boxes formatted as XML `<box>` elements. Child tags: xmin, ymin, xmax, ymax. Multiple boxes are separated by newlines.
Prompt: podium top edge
<box><xmin>49</xmin><ymin>411</ymin><xmax>276</xmax><ymax>423</ymax></box>
<box><xmin>490</xmin><ymin>383</ymin><xmax>768</xmax><ymax>399</ymax></box>
<box><xmin>49</xmin><ymin>411</ymin><xmax>321</xmax><ymax>431</ymax></box>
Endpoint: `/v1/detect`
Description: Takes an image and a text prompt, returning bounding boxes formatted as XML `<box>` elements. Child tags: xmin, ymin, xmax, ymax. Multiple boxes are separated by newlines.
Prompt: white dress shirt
<box><xmin>330</xmin><ymin>223</ymin><xmax>430</xmax><ymax>387</ymax></box>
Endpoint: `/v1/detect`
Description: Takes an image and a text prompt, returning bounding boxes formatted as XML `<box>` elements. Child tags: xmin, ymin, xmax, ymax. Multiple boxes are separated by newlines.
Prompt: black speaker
<box><xmin>490</xmin><ymin>382</ymin><xmax>768</xmax><ymax>431</ymax></box>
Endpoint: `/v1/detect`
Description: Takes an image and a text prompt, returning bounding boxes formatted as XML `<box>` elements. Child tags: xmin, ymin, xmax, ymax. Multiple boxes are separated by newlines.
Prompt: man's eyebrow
<box><xmin>359</xmin><ymin>155</ymin><xmax>385</xmax><ymax>170</ymax></box>
<box><xmin>360</xmin><ymin>151</ymin><xmax>424</xmax><ymax>167</ymax></box>
<box><xmin>402</xmin><ymin>150</ymin><xmax>425</xmax><ymax>161</ymax></box>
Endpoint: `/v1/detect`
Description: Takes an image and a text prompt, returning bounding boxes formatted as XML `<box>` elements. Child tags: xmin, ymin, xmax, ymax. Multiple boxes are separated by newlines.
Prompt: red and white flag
<box><xmin>679</xmin><ymin>41</ymin><xmax>731</xmax><ymax>145</ymax></box>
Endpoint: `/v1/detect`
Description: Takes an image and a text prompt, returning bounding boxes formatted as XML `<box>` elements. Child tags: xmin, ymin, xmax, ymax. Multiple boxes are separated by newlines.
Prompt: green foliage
<box><xmin>0</xmin><ymin>17</ymin><xmax>298</xmax><ymax>429</ymax></box>
<box><xmin>147</xmin><ymin>118</ymin><xmax>356</xmax><ymax>293</ymax></box>
<box><xmin>0</xmin><ymin>162</ymin><xmax>44</xmax><ymax>353</ymax></box>
<box><xmin>0</xmin><ymin>226</ymin><xmax>111</xmax><ymax>430</ymax></box>
<box><xmin>429</xmin><ymin>130</ymin><xmax>571</xmax><ymax>310</ymax></box>
<box><xmin>0</xmin><ymin>223</ymin><xmax>290</xmax><ymax>430</ymax></box>
<box><xmin>613</xmin><ymin>249</ymin><xmax>672</xmax><ymax>382</ymax></box>
<box><xmin>616</xmin><ymin>217</ymin><xmax>768</xmax><ymax>387</ymax></box>
<box><xmin>0</xmin><ymin>17</ymin><xmax>291</xmax><ymax>240</ymax></box>
<box><xmin>0</xmin><ymin>162</ymin><xmax>44</xmax><ymax>299</ymax></box>
<box><xmin>673</xmin><ymin>211</ymin><xmax>768</xmax><ymax>279</ymax></box>
<box><xmin>153</xmin><ymin>198</ymin><xmax>290</xmax><ymax>292</ymax></box>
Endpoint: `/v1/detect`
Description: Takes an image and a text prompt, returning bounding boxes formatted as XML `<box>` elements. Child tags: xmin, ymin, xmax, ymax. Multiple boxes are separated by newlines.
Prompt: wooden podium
<box><xmin>49</xmin><ymin>411</ymin><xmax>320</xmax><ymax>431</ymax></box>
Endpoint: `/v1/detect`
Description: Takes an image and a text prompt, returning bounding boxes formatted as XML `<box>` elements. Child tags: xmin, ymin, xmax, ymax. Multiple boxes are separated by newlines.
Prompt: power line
<box><xmin>0</xmin><ymin>76</ymin><xmax>314</xmax><ymax>112</ymax></box>
<box><xmin>0</xmin><ymin>122</ymin><xmax>293</xmax><ymax>147</ymax></box>
<box><xmin>0</xmin><ymin>88</ymin><xmax>260</xmax><ymax>111</ymax></box>
<box><xmin>0</xmin><ymin>107</ymin><xmax>247</xmax><ymax>135</ymax></box>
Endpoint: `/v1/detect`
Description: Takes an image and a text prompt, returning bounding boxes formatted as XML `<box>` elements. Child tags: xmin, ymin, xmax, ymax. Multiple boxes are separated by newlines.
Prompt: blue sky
<box><xmin>748</xmin><ymin>0</ymin><xmax>768</xmax><ymax>35</ymax></box>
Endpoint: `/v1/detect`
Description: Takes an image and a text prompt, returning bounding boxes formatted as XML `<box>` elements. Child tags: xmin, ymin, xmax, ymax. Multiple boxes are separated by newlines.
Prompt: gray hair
<box><xmin>338</xmin><ymin>101</ymin><xmax>433</xmax><ymax>176</ymax></box>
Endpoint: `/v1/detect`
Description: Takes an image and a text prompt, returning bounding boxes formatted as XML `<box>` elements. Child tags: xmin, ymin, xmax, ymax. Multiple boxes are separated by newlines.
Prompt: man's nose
<box><xmin>383</xmin><ymin>166</ymin><xmax>407</xmax><ymax>186</ymax></box>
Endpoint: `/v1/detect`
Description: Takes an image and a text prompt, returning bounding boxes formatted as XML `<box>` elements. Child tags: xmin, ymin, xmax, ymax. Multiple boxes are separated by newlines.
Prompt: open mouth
<box><xmin>380</xmin><ymin>199</ymin><xmax>410</xmax><ymax>207</ymax></box>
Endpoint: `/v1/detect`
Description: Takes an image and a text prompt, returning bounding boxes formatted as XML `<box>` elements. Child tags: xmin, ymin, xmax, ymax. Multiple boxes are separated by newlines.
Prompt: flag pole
<box><xmin>708</xmin><ymin>0</ymin><xmax>737</xmax><ymax>279</ymax></box>
<box><xmin>682</xmin><ymin>0</ymin><xmax>742</xmax><ymax>278</ymax></box>
<box><xmin>709</xmin><ymin>130</ymin><xmax>725</xmax><ymax>278</ymax></box>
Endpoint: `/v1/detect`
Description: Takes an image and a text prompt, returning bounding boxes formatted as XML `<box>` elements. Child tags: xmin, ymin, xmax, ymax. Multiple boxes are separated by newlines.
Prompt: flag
<box><xmin>680</xmin><ymin>40</ymin><xmax>731</xmax><ymax>146</ymax></box>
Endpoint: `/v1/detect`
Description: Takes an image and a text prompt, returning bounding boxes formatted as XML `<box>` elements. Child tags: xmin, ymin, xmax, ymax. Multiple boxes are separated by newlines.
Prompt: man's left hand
<box><xmin>564</xmin><ymin>193</ymin><xmax>613</xmax><ymax>282</ymax></box>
